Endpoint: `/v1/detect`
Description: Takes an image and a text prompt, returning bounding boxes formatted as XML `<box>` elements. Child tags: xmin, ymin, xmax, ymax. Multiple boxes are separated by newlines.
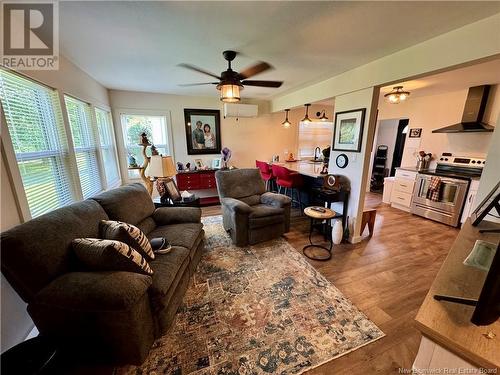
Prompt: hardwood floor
<box><xmin>203</xmin><ymin>193</ymin><xmax>459</xmax><ymax>374</ymax></box>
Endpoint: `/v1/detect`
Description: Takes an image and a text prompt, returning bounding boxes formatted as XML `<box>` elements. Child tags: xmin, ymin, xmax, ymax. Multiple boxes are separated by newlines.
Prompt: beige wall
<box><xmin>109</xmin><ymin>90</ymin><xmax>313</xmax><ymax>182</ymax></box>
<box><xmin>378</xmin><ymin>85</ymin><xmax>500</xmax><ymax>169</ymax></box>
<box><xmin>1</xmin><ymin>56</ymin><xmax>111</xmax><ymax>352</ymax></box>
<box><xmin>328</xmin><ymin>87</ymin><xmax>380</xmax><ymax>243</ymax></box>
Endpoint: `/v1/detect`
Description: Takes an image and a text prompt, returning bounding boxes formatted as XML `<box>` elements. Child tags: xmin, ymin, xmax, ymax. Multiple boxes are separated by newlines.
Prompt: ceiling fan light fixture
<box><xmin>219</xmin><ymin>83</ymin><xmax>241</xmax><ymax>103</ymax></box>
<box><xmin>384</xmin><ymin>86</ymin><xmax>410</xmax><ymax>104</ymax></box>
<box><xmin>302</xmin><ymin>103</ymin><xmax>312</xmax><ymax>123</ymax></box>
<box><xmin>282</xmin><ymin>109</ymin><xmax>291</xmax><ymax>128</ymax></box>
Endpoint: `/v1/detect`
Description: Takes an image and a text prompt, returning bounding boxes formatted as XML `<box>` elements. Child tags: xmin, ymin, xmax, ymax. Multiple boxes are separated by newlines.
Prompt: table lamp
<box><xmin>149</xmin><ymin>155</ymin><xmax>178</xmax><ymax>202</ymax></box>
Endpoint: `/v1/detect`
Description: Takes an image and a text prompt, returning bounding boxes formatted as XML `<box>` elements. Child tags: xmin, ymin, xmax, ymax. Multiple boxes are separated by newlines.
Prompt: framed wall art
<box><xmin>184</xmin><ymin>108</ymin><xmax>221</xmax><ymax>155</ymax></box>
<box><xmin>333</xmin><ymin>108</ymin><xmax>366</xmax><ymax>152</ymax></box>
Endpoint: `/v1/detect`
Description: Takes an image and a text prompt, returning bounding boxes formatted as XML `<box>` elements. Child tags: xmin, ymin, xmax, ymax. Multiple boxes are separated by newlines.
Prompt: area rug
<box><xmin>119</xmin><ymin>216</ymin><xmax>384</xmax><ymax>375</ymax></box>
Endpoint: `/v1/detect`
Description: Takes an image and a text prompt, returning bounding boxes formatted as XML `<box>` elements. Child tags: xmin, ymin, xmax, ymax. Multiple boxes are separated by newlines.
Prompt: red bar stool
<box><xmin>272</xmin><ymin>164</ymin><xmax>304</xmax><ymax>211</ymax></box>
<box><xmin>256</xmin><ymin>160</ymin><xmax>275</xmax><ymax>191</ymax></box>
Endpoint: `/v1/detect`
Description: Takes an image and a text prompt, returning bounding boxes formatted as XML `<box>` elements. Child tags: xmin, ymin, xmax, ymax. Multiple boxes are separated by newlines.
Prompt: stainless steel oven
<box><xmin>411</xmin><ymin>173</ymin><xmax>469</xmax><ymax>227</ymax></box>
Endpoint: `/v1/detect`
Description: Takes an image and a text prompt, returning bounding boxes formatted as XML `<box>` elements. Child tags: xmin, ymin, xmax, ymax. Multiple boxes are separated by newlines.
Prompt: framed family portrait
<box><xmin>333</xmin><ymin>108</ymin><xmax>366</xmax><ymax>152</ymax></box>
<box><xmin>184</xmin><ymin>108</ymin><xmax>221</xmax><ymax>155</ymax></box>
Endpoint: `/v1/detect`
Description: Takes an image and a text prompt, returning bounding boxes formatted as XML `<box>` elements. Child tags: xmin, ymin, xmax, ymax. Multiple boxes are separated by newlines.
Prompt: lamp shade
<box><xmin>219</xmin><ymin>84</ymin><xmax>241</xmax><ymax>103</ymax></box>
<box><xmin>149</xmin><ymin>155</ymin><xmax>176</xmax><ymax>177</ymax></box>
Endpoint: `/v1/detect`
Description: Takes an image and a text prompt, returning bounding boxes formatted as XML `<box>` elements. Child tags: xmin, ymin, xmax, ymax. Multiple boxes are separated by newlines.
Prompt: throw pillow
<box><xmin>72</xmin><ymin>238</ymin><xmax>153</xmax><ymax>275</ymax></box>
<box><xmin>100</xmin><ymin>220</ymin><xmax>154</xmax><ymax>260</ymax></box>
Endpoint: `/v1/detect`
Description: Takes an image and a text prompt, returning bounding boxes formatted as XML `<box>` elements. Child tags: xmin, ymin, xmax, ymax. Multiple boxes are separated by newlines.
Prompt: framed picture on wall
<box><xmin>184</xmin><ymin>108</ymin><xmax>221</xmax><ymax>155</ymax></box>
<box><xmin>409</xmin><ymin>128</ymin><xmax>422</xmax><ymax>138</ymax></box>
<box><xmin>333</xmin><ymin>108</ymin><xmax>366</xmax><ymax>152</ymax></box>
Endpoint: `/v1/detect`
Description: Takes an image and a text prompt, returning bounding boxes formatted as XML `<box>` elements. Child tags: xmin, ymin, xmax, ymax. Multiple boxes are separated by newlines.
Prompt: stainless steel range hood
<box><xmin>432</xmin><ymin>85</ymin><xmax>494</xmax><ymax>133</ymax></box>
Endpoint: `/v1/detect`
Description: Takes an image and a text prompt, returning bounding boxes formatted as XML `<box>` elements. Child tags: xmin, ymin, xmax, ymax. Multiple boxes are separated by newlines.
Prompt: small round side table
<box><xmin>303</xmin><ymin>206</ymin><xmax>336</xmax><ymax>261</ymax></box>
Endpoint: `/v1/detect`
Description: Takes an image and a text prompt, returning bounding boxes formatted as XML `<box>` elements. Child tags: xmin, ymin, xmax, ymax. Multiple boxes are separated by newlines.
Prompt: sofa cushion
<box><xmin>249</xmin><ymin>204</ymin><xmax>285</xmax><ymax>218</ymax></box>
<box><xmin>100</xmin><ymin>220</ymin><xmax>154</xmax><ymax>260</ymax></box>
<box><xmin>239</xmin><ymin>194</ymin><xmax>262</xmax><ymax>206</ymax></box>
<box><xmin>0</xmin><ymin>199</ymin><xmax>108</xmax><ymax>302</ymax></box>
<box><xmin>91</xmin><ymin>183</ymin><xmax>155</xmax><ymax>226</ymax></box>
<box><xmin>148</xmin><ymin>247</ymin><xmax>190</xmax><ymax>315</ymax></box>
<box><xmin>72</xmin><ymin>238</ymin><xmax>153</xmax><ymax>275</ymax></box>
<box><xmin>215</xmin><ymin>168</ymin><xmax>266</xmax><ymax>199</ymax></box>
<box><xmin>148</xmin><ymin>223</ymin><xmax>204</xmax><ymax>251</ymax></box>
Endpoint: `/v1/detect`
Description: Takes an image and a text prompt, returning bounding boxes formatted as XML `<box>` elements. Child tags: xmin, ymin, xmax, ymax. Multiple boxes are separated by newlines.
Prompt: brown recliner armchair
<box><xmin>215</xmin><ymin>168</ymin><xmax>291</xmax><ymax>246</ymax></box>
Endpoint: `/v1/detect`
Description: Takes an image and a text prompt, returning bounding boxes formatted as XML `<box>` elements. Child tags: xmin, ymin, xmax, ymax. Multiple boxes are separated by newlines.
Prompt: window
<box><xmin>120</xmin><ymin>114</ymin><xmax>170</xmax><ymax>178</ymax></box>
<box><xmin>0</xmin><ymin>69</ymin><xmax>76</xmax><ymax>218</ymax></box>
<box><xmin>64</xmin><ymin>95</ymin><xmax>102</xmax><ymax>199</ymax></box>
<box><xmin>95</xmin><ymin>108</ymin><xmax>120</xmax><ymax>187</ymax></box>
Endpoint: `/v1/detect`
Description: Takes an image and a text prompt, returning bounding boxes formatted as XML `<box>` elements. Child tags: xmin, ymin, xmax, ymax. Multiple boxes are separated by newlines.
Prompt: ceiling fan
<box><xmin>178</xmin><ymin>50</ymin><xmax>283</xmax><ymax>103</ymax></box>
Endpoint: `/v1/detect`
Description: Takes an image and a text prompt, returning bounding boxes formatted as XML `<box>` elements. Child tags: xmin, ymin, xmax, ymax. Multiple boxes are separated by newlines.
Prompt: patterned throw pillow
<box><xmin>72</xmin><ymin>238</ymin><xmax>153</xmax><ymax>275</ymax></box>
<box><xmin>100</xmin><ymin>220</ymin><xmax>154</xmax><ymax>260</ymax></box>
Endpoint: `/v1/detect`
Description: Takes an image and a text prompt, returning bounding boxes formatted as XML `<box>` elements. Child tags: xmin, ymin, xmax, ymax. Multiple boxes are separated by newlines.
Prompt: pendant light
<box><xmin>384</xmin><ymin>86</ymin><xmax>410</xmax><ymax>104</ymax></box>
<box><xmin>317</xmin><ymin>110</ymin><xmax>328</xmax><ymax>121</ymax></box>
<box><xmin>302</xmin><ymin>103</ymin><xmax>311</xmax><ymax>123</ymax></box>
<box><xmin>281</xmin><ymin>109</ymin><xmax>291</xmax><ymax>128</ymax></box>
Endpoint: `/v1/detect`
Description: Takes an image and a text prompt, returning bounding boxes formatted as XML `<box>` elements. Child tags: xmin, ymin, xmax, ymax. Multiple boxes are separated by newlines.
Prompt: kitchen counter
<box><xmin>414</xmin><ymin>219</ymin><xmax>500</xmax><ymax>369</ymax></box>
<box><xmin>274</xmin><ymin>160</ymin><xmax>325</xmax><ymax>178</ymax></box>
<box><xmin>396</xmin><ymin>166</ymin><xmax>421</xmax><ymax>172</ymax></box>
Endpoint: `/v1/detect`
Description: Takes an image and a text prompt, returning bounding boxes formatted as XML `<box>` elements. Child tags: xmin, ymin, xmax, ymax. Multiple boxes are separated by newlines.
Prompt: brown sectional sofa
<box><xmin>1</xmin><ymin>183</ymin><xmax>204</xmax><ymax>364</ymax></box>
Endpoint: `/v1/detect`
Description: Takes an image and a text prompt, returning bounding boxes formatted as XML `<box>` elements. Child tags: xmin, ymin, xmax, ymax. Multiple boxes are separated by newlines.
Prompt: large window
<box><xmin>64</xmin><ymin>95</ymin><xmax>102</xmax><ymax>199</ymax></box>
<box><xmin>95</xmin><ymin>107</ymin><xmax>120</xmax><ymax>187</ymax></box>
<box><xmin>0</xmin><ymin>70</ymin><xmax>75</xmax><ymax>218</ymax></box>
<box><xmin>120</xmin><ymin>114</ymin><xmax>170</xmax><ymax>178</ymax></box>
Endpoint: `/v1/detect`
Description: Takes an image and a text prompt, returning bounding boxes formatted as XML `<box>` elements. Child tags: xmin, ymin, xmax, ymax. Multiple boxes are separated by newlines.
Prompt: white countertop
<box><xmin>274</xmin><ymin>160</ymin><xmax>325</xmax><ymax>178</ymax></box>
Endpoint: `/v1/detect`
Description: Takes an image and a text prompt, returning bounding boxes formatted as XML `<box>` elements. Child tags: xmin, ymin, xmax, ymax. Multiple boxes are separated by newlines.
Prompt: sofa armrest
<box><xmin>28</xmin><ymin>271</ymin><xmax>155</xmax><ymax>364</ymax></box>
<box><xmin>30</xmin><ymin>271</ymin><xmax>152</xmax><ymax>311</ymax></box>
<box><xmin>220</xmin><ymin>197</ymin><xmax>252</xmax><ymax>214</ymax></box>
<box><xmin>153</xmin><ymin>207</ymin><xmax>202</xmax><ymax>225</ymax></box>
<box><xmin>261</xmin><ymin>192</ymin><xmax>292</xmax><ymax>208</ymax></box>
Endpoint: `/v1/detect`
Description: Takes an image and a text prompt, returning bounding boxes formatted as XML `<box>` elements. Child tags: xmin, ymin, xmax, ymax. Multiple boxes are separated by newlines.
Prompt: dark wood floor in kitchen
<box><xmin>202</xmin><ymin>193</ymin><xmax>459</xmax><ymax>374</ymax></box>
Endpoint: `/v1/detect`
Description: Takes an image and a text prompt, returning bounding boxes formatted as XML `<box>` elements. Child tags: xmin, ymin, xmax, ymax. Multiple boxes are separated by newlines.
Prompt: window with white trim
<box><xmin>0</xmin><ymin>69</ymin><xmax>76</xmax><ymax>218</ymax></box>
<box><xmin>95</xmin><ymin>107</ymin><xmax>120</xmax><ymax>188</ymax></box>
<box><xmin>64</xmin><ymin>95</ymin><xmax>103</xmax><ymax>199</ymax></box>
<box><xmin>120</xmin><ymin>114</ymin><xmax>170</xmax><ymax>178</ymax></box>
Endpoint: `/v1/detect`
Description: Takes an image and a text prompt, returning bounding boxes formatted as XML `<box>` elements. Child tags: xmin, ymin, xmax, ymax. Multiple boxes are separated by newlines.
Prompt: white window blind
<box><xmin>95</xmin><ymin>107</ymin><xmax>120</xmax><ymax>187</ymax></box>
<box><xmin>0</xmin><ymin>69</ymin><xmax>76</xmax><ymax>218</ymax></box>
<box><xmin>64</xmin><ymin>95</ymin><xmax>103</xmax><ymax>199</ymax></box>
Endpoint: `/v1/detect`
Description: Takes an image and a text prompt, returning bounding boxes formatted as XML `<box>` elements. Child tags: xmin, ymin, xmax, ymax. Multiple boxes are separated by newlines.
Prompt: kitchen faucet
<box><xmin>314</xmin><ymin>146</ymin><xmax>321</xmax><ymax>161</ymax></box>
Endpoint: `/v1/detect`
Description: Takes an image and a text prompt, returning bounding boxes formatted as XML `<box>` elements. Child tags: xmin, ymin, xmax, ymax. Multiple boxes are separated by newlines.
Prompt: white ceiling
<box><xmin>381</xmin><ymin>58</ymin><xmax>500</xmax><ymax>99</ymax></box>
<box><xmin>59</xmin><ymin>1</ymin><xmax>500</xmax><ymax>99</ymax></box>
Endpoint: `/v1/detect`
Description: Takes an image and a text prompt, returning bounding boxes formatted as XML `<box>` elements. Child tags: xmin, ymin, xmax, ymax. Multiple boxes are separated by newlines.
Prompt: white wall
<box><xmin>378</xmin><ymin>87</ymin><xmax>500</xmax><ymax>169</ymax></box>
<box><xmin>109</xmin><ymin>90</ymin><xmax>308</xmax><ymax>183</ymax></box>
<box><xmin>329</xmin><ymin>87</ymin><xmax>379</xmax><ymax>243</ymax></box>
<box><xmin>1</xmin><ymin>56</ymin><xmax>111</xmax><ymax>352</ymax></box>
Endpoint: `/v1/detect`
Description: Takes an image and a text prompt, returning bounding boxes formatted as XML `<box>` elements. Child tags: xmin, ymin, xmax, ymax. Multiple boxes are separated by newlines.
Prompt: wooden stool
<box><xmin>360</xmin><ymin>209</ymin><xmax>377</xmax><ymax>237</ymax></box>
<box><xmin>303</xmin><ymin>206</ymin><xmax>336</xmax><ymax>261</ymax></box>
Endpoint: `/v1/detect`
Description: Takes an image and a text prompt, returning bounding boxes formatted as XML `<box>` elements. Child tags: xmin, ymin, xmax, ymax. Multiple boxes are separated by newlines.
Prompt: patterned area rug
<box><xmin>119</xmin><ymin>216</ymin><xmax>384</xmax><ymax>374</ymax></box>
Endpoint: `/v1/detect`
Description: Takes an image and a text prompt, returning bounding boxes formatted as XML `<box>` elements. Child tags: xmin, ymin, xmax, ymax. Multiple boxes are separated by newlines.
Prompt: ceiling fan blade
<box><xmin>178</xmin><ymin>63</ymin><xmax>221</xmax><ymax>80</ymax></box>
<box><xmin>242</xmin><ymin>80</ymin><xmax>283</xmax><ymax>88</ymax></box>
<box><xmin>238</xmin><ymin>62</ymin><xmax>272</xmax><ymax>79</ymax></box>
<box><xmin>178</xmin><ymin>82</ymin><xmax>218</xmax><ymax>87</ymax></box>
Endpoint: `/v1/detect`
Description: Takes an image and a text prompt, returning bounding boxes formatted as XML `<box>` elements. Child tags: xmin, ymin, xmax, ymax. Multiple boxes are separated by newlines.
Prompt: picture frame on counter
<box><xmin>194</xmin><ymin>158</ymin><xmax>204</xmax><ymax>169</ymax></box>
<box><xmin>333</xmin><ymin>108</ymin><xmax>365</xmax><ymax>152</ymax></box>
<box><xmin>409</xmin><ymin>128</ymin><xmax>422</xmax><ymax>138</ymax></box>
<box><xmin>184</xmin><ymin>108</ymin><xmax>221</xmax><ymax>155</ymax></box>
<box><xmin>212</xmin><ymin>157</ymin><xmax>222</xmax><ymax>169</ymax></box>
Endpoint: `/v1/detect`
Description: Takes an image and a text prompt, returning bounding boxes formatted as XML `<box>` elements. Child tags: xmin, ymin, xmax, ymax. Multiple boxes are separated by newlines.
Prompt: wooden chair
<box><xmin>360</xmin><ymin>209</ymin><xmax>377</xmax><ymax>237</ymax></box>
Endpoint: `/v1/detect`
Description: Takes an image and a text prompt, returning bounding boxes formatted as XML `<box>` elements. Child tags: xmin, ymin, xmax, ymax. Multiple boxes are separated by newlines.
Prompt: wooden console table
<box><xmin>414</xmin><ymin>219</ymin><xmax>499</xmax><ymax>370</ymax></box>
<box><xmin>176</xmin><ymin>170</ymin><xmax>219</xmax><ymax>206</ymax></box>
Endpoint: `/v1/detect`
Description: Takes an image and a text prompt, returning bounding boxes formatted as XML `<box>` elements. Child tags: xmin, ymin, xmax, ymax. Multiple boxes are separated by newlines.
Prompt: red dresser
<box><xmin>176</xmin><ymin>170</ymin><xmax>219</xmax><ymax>206</ymax></box>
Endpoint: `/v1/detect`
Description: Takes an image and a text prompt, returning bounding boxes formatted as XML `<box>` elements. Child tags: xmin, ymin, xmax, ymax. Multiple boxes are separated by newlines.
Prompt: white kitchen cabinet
<box><xmin>460</xmin><ymin>179</ymin><xmax>480</xmax><ymax>224</ymax></box>
<box><xmin>390</xmin><ymin>168</ymin><xmax>418</xmax><ymax>212</ymax></box>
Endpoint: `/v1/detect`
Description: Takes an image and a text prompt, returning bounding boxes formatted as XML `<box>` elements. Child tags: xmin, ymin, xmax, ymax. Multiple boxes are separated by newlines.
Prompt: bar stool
<box><xmin>271</xmin><ymin>164</ymin><xmax>304</xmax><ymax>211</ymax></box>
<box><xmin>256</xmin><ymin>160</ymin><xmax>275</xmax><ymax>191</ymax></box>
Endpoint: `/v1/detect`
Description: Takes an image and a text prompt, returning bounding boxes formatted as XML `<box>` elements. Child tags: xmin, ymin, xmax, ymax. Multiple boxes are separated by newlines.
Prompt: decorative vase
<box><xmin>332</xmin><ymin>219</ymin><xmax>343</xmax><ymax>245</ymax></box>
